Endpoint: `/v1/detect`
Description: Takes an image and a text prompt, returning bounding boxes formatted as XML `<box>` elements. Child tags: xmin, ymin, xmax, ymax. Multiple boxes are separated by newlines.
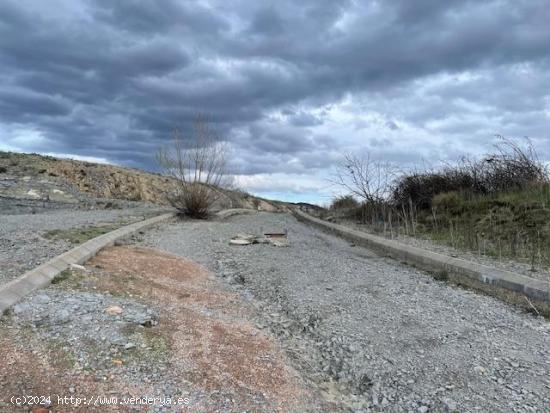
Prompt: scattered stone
<box><xmin>124</xmin><ymin>342</ymin><xmax>136</xmax><ymax>350</ymax></box>
<box><xmin>442</xmin><ymin>398</ymin><xmax>457</xmax><ymax>412</ymax></box>
<box><xmin>123</xmin><ymin>308</ymin><xmax>158</xmax><ymax>327</ymax></box>
<box><xmin>105</xmin><ymin>305</ymin><xmax>123</xmax><ymax>315</ymax></box>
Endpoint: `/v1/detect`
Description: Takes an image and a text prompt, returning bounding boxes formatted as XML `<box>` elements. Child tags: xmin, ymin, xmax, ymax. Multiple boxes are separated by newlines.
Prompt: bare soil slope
<box><xmin>0</xmin><ymin>152</ymin><xmax>277</xmax><ymax>211</ymax></box>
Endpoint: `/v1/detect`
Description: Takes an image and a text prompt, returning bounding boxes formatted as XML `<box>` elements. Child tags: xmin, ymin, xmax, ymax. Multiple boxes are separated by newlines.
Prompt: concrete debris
<box><xmin>269</xmin><ymin>238</ymin><xmax>289</xmax><ymax>247</ymax></box>
<box><xmin>229</xmin><ymin>238</ymin><xmax>254</xmax><ymax>245</ymax></box>
<box><xmin>230</xmin><ymin>231</ymin><xmax>289</xmax><ymax>247</ymax></box>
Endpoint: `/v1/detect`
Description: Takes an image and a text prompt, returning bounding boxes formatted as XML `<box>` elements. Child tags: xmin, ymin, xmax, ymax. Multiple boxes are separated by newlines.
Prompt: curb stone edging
<box><xmin>215</xmin><ymin>208</ymin><xmax>257</xmax><ymax>220</ymax></box>
<box><xmin>0</xmin><ymin>212</ymin><xmax>175</xmax><ymax>313</ymax></box>
<box><xmin>0</xmin><ymin>208</ymin><xmax>259</xmax><ymax>313</ymax></box>
<box><xmin>292</xmin><ymin>209</ymin><xmax>550</xmax><ymax>304</ymax></box>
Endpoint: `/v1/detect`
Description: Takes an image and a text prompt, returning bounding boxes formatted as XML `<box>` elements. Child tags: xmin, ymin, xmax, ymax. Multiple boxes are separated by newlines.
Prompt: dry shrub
<box><xmin>157</xmin><ymin>117</ymin><xmax>230</xmax><ymax>219</ymax></box>
<box><xmin>392</xmin><ymin>137</ymin><xmax>548</xmax><ymax>210</ymax></box>
<box><xmin>331</xmin><ymin>195</ymin><xmax>360</xmax><ymax>210</ymax></box>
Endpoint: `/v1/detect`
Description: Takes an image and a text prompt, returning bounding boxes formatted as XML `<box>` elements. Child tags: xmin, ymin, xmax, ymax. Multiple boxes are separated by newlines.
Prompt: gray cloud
<box><xmin>92</xmin><ymin>0</ymin><xmax>229</xmax><ymax>35</ymax></box>
<box><xmin>0</xmin><ymin>88</ymin><xmax>72</xmax><ymax>118</ymax></box>
<box><xmin>1</xmin><ymin>0</ymin><xmax>549</xmax><ymax>201</ymax></box>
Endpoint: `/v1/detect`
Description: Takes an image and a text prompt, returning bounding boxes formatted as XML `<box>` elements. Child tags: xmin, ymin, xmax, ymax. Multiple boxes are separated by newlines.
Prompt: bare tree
<box><xmin>333</xmin><ymin>153</ymin><xmax>393</xmax><ymax>226</ymax></box>
<box><xmin>333</xmin><ymin>153</ymin><xmax>393</xmax><ymax>204</ymax></box>
<box><xmin>156</xmin><ymin>117</ymin><xmax>230</xmax><ymax>218</ymax></box>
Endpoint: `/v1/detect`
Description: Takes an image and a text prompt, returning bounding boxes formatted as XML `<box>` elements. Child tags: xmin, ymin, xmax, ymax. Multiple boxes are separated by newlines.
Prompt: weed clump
<box><xmin>51</xmin><ymin>269</ymin><xmax>72</xmax><ymax>284</ymax></box>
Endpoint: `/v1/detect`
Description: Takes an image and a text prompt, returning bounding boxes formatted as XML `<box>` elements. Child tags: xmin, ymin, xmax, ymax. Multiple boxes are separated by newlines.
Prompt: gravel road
<box><xmin>141</xmin><ymin>212</ymin><xmax>550</xmax><ymax>413</ymax></box>
<box><xmin>0</xmin><ymin>205</ymin><xmax>167</xmax><ymax>284</ymax></box>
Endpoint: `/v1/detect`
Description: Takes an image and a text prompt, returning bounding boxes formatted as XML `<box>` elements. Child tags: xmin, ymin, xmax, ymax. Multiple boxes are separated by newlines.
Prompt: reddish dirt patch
<box><xmin>0</xmin><ymin>246</ymin><xmax>321</xmax><ymax>412</ymax></box>
<box><xmin>88</xmin><ymin>246</ymin><xmax>313</xmax><ymax>412</ymax></box>
<box><xmin>89</xmin><ymin>246</ymin><xmax>246</xmax><ymax>318</ymax></box>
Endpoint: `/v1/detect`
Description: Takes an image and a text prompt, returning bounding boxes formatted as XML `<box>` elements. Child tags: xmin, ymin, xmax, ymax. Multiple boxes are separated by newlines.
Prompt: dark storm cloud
<box><xmin>1</xmin><ymin>0</ymin><xmax>549</xmax><ymax>186</ymax></box>
<box><xmin>247</xmin><ymin>7</ymin><xmax>284</xmax><ymax>36</ymax></box>
<box><xmin>0</xmin><ymin>88</ymin><xmax>72</xmax><ymax>118</ymax></box>
<box><xmin>92</xmin><ymin>0</ymin><xmax>229</xmax><ymax>35</ymax></box>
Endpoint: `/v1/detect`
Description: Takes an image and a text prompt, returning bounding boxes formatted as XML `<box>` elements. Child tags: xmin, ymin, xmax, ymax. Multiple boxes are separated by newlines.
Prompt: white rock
<box><xmin>443</xmin><ymin>398</ymin><xmax>457</xmax><ymax>412</ymax></box>
<box><xmin>105</xmin><ymin>305</ymin><xmax>123</xmax><ymax>315</ymax></box>
<box><xmin>26</xmin><ymin>189</ymin><xmax>41</xmax><ymax>198</ymax></box>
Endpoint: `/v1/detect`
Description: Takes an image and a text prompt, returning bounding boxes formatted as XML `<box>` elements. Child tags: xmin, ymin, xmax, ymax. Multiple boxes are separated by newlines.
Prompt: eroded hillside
<box><xmin>0</xmin><ymin>152</ymin><xmax>277</xmax><ymax>211</ymax></box>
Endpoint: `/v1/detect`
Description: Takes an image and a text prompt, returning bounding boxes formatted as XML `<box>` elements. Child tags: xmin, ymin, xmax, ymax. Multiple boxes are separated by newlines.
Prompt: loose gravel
<box><xmin>141</xmin><ymin>212</ymin><xmax>550</xmax><ymax>412</ymax></box>
<box><xmin>0</xmin><ymin>205</ymin><xmax>167</xmax><ymax>284</ymax></box>
<box><xmin>1</xmin><ymin>246</ymin><xmax>326</xmax><ymax>413</ymax></box>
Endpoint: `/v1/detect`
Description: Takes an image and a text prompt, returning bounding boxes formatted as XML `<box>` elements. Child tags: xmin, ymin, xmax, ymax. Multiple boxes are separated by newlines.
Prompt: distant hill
<box><xmin>0</xmin><ymin>151</ymin><xmax>278</xmax><ymax>212</ymax></box>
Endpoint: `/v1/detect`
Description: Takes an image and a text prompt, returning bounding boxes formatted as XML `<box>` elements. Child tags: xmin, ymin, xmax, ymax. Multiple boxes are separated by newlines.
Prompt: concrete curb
<box><xmin>293</xmin><ymin>209</ymin><xmax>550</xmax><ymax>303</ymax></box>
<box><xmin>0</xmin><ymin>212</ymin><xmax>174</xmax><ymax>313</ymax></box>
<box><xmin>215</xmin><ymin>208</ymin><xmax>257</xmax><ymax>220</ymax></box>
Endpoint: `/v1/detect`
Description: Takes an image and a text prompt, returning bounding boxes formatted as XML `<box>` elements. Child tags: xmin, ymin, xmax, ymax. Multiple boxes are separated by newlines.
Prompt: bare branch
<box><xmin>156</xmin><ymin>116</ymin><xmax>230</xmax><ymax>218</ymax></box>
<box><xmin>332</xmin><ymin>153</ymin><xmax>393</xmax><ymax>204</ymax></box>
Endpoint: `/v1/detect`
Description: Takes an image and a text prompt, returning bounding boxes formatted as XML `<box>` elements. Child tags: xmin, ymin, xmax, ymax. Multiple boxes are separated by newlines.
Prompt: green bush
<box><xmin>432</xmin><ymin>191</ymin><xmax>463</xmax><ymax>211</ymax></box>
<box><xmin>331</xmin><ymin>195</ymin><xmax>359</xmax><ymax>210</ymax></box>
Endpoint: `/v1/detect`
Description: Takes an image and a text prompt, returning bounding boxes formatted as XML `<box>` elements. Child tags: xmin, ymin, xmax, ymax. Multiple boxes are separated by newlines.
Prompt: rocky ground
<box><xmin>0</xmin><ymin>245</ymin><xmax>329</xmax><ymax>412</ymax></box>
<box><xmin>0</xmin><ymin>202</ymin><xmax>168</xmax><ymax>284</ymax></box>
<box><xmin>1</xmin><ymin>211</ymin><xmax>549</xmax><ymax>412</ymax></box>
<box><xmin>139</xmin><ymin>212</ymin><xmax>550</xmax><ymax>412</ymax></box>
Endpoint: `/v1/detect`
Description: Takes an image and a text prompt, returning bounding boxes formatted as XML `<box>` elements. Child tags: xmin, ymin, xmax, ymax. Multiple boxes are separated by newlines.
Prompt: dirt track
<box><xmin>2</xmin><ymin>212</ymin><xmax>550</xmax><ymax>412</ymax></box>
<box><xmin>141</xmin><ymin>212</ymin><xmax>550</xmax><ymax>412</ymax></box>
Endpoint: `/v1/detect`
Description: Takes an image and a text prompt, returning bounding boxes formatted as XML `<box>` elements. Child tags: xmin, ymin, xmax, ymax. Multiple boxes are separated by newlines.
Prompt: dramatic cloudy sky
<box><xmin>1</xmin><ymin>0</ymin><xmax>549</xmax><ymax>203</ymax></box>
